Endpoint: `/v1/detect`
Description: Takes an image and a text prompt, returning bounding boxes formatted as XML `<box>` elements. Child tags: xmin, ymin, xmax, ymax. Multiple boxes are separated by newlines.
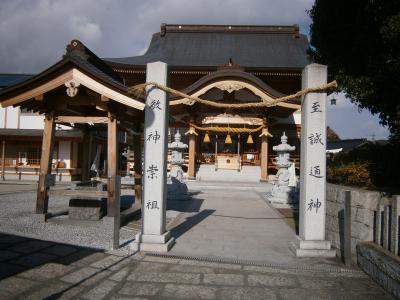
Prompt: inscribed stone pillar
<box><xmin>133</xmin><ymin>61</ymin><xmax>175</xmax><ymax>252</ymax></box>
<box><xmin>294</xmin><ymin>64</ymin><xmax>335</xmax><ymax>257</ymax></box>
<box><xmin>188</xmin><ymin>128</ymin><xmax>196</xmax><ymax>179</ymax></box>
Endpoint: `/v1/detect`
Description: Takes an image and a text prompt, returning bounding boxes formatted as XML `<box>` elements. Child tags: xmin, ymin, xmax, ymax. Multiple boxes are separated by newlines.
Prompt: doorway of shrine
<box><xmin>198</xmin><ymin>132</ymin><xmax>261</xmax><ymax>170</ymax></box>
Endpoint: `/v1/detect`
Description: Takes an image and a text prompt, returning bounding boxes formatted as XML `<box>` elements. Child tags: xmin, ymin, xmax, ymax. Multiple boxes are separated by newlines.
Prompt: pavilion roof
<box><xmin>105</xmin><ymin>24</ymin><xmax>310</xmax><ymax>69</ymax></box>
<box><xmin>0</xmin><ymin>40</ymin><xmax>144</xmax><ymax>112</ymax></box>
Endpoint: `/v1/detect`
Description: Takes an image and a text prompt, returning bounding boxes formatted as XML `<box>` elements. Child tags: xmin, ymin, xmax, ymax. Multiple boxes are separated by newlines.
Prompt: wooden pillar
<box><xmin>81</xmin><ymin>129</ymin><xmax>89</xmax><ymax>181</ymax></box>
<box><xmin>36</xmin><ymin>114</ymin><xmax>55</xmax><ymax>214</ymax></box>
<box><xmin>107</xmin><ymin>113</ymin><xmax>119</xmax><ymax>217</ymax></box>
<box><xmin>1</xmin><ymin>140</ymin><xmax>5</xmax><ymax>181</ymax></box>
<box><xmin>260</xmin><ymin>122</ymin><xmax>271</xmax><ymax>181</ymax></box>
<box><xmin>133</xmin><ymin>133</ymin><xmax>143</xmax><ymax>210</ymax></box>
<box><xmin>188</xmin><ymin>128</ymin><xmax>196</xmax><ymax>179</ymax></box>
<box><xmin>106</xmin><ymin>112</ymin><xmax>120</xmax><ymax>249</ymax></box>
<box><xmin>87</xmin><ymin>130</ymin><xmax>93</xmax><ymax>175</ymax></box>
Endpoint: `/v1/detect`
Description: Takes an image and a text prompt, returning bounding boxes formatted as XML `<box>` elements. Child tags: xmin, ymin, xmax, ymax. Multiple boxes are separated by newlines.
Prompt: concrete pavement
<box><xmin>0</xmin><ymin>233</ymin><xmax>391</xmax><ymax>299</ymax></box>
<box><xmin>168</xmin><ymin>183</ymin><xmax>300</xmax><ymax>264</ymax></box>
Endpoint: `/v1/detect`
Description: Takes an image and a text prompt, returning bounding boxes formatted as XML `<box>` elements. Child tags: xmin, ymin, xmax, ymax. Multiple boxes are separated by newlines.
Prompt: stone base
<box><xmin>69</xmin><ymin>198</ymin><xmax>106</xmax><ymax>220</ymax></box>
<box><xmin>290</xmin><ymin>237</ymin><xmax>336</xmax><ymax>258</ymax></box>
<box><xmin>31</xmin><ymin>213</ymin><xmax>49</xmax><ymax>223</ymax></box>
<box><xmin>102</xmin><ymin>216</ymin><xmax>120</xmax><ymax>250</ymax></box>
<box><xmin>131</xmin><ymin>231</ymin><xmax>175</xmax><ymax>252</ymax></box>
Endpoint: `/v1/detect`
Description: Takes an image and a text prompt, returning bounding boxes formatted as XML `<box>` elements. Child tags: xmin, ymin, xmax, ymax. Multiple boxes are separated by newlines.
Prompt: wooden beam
<box><xmin>49</xmin><ymin>189</ymin><xmax>107</xmax><ymax>198</ymax></box>
<box><xmin>34</xmin><ymin>94</ymin><xmax>44</xmax><ymax>101</ymax></box>
<box><xmin>36</xmin><ymin>114</ymin><xmax>55</xmax><ymax>214</ymax></box>
<box><xmin>55</xmin><ymin>116</ymin><xmax>108</xmax><ymax>124</ymax></box>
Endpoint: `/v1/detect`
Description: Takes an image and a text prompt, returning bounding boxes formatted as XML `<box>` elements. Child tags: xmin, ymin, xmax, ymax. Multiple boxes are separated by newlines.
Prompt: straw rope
<box><xmin>189</xmin><ymin>123</ymin><xmax>265</xmax><ymax>133</ymax></box>
<box><xmin>128</xmin><ymin>80</ymin><xmax>337</xmax><ymax>109</ymax></box>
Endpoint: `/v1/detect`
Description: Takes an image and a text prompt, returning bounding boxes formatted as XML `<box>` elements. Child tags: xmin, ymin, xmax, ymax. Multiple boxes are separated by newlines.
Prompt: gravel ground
<box><xmin>0</xmin><ymin>190</ymin><xmax>139</xmax><ymax>249</ymax></box>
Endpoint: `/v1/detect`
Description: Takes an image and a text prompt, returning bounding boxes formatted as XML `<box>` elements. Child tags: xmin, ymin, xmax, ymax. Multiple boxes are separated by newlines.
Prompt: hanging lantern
<box><xmin>225</xmin><ymin>133</ymin><xmax>232</xmax><ymax>144</ymax></box>
<box><xmin>203</xmin><ymin>132</ymin><xmax>210</xmax><ymax>143</ymax></box>
<box><xmin>247</xmin><ymin>134</ymin><xmax>254</xmax><ymax>144</ymax></box>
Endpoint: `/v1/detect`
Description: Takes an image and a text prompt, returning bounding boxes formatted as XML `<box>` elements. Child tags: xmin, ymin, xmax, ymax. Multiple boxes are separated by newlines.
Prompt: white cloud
<box><xmin>0</xmin><ymin>0</ymin><xmax>314</xmax><ymax>72</ymax></box>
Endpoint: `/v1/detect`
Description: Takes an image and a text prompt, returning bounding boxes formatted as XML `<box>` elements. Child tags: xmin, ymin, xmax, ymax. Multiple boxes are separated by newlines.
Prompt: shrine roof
<box><xmin>105</xmin><ymin>24</ymin><xmax>310</xmax><ymax>69</ymax></box>
<box><xmin>0</xmin><ymin>40</ymin><xmax>129</xmax><ymax>102</ymax></box>
<box><xmin>0</xmin><ymin>128</ymin><xmax>84</xmax><ymax>138</ymax></box>
<box><xmin>0</xmin><ymin>74</ymin><xmax>33</xmax><ymax>89</ymax></box>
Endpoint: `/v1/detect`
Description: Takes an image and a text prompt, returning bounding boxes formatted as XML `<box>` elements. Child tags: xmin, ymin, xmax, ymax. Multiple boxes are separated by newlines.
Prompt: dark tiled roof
<box><xmin>327</xmin><ymin>139</ymin><xmax>368</xmax><ymax>151</ymax></box>
<box><xmin>0</xmin><ymin>74</ymin><xmax>33</xmax><ymax>88</ymax></box>
<box><xmin>105</xmin><ymin>24</ymin><xmax>310</xmax><ymax>68</ymax></box>
<box><xmin>0</xmin><ymin>40</ymin><xmax>127</xmax><ymax>100</ymax></box>
<box><xmin>0</xmin><ymin>128</ymin><xmax>84</xmax><ymax>138</ymax></box>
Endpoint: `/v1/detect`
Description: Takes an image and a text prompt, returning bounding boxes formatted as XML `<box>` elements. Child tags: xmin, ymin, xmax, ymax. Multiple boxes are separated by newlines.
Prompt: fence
<box><xmin>373</xmin><ymin>195</ymin><xmax>400</xmax><ymax>256</ymax></box>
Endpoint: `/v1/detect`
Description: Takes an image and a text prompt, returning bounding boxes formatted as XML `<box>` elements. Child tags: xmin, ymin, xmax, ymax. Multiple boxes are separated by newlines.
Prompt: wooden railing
<box><xmin>269</xmin><ymin>154</ymin><xmax>300</xmax><ymax>170</ymax></box>
<box><xmin>241</xmin><ymin>152</ymin><xmax>260</xmax><ymax>165</ymax></box>
<box><xmin>197</xmin><ymin>152</ymin><xmax>215</xmax><ymax>164</ymax></box>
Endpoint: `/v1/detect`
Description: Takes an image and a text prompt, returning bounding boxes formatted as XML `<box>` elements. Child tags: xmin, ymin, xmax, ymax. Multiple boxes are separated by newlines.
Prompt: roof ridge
<box><xmin>160</xmin><ymin>23</ymin><xmax>300</xmax><ymax>37</ymax></box>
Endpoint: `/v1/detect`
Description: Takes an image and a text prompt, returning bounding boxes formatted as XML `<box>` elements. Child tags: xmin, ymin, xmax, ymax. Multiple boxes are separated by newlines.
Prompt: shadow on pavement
<box><xmin>0</xmin><ymin>232</ymin><xmax>101</xmax><ymax>280</ymax></box>
<box><xmin>170</xmin><ymin>209</ymin><xmax>216</xmax><ymax>239</ymax></box>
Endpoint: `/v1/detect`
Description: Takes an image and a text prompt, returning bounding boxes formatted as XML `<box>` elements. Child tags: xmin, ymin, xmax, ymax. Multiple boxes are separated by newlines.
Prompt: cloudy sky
<box><xmin>0</xmin><ymin>0</ymin><xmax>389</xmax><ymax>139</ymax></box>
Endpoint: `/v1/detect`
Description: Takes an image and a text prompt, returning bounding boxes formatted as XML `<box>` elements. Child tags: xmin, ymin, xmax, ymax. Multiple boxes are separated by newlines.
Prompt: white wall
<box><xmin>5</xmin><ymin>107</ymin><xmax>19</xmax><ymax>128</ymax></box>
<box><xmin>0</xmin><ymin>107</ymin><xmax>73</xmax><ymax>130</ymax></box>
<box><xmin>19</xmin><ymin>115</ymin><xmax>45</xmax><ymax>129</ymax></box>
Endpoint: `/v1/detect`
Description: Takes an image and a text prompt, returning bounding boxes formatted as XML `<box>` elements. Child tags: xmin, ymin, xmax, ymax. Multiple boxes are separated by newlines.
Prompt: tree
<box><xmin>308</xmin><ymin>0</ymin><xmax>400</xmax><ymax>140</ymax></box>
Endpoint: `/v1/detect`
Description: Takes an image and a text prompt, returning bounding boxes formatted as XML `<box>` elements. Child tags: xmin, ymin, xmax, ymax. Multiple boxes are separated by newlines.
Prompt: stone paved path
<box><xmin>0</xmin><ymin>233</ymin><xmax>392</xmax><ymax>300</ymax></box>
<box><xmin>168</xmin><ymin>183</ymin><xmax>300</xmax><ymax>264</ymax></box>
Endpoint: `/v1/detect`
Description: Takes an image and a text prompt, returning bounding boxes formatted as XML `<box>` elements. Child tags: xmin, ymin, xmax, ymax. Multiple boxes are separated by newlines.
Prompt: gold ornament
<box><xmin>225</xmin><ymin>134</ymin><xmax>232</xmax><ymax>144</ymax></box>
<box><xmin>203</xmin><ymin>132</ymin><xmax>210</xmax><ymax>143</ymax></box>
<box><xmin>247</xmin><ymin>134</ymin><xmax>254</xmax><ymax>144</ymax></box>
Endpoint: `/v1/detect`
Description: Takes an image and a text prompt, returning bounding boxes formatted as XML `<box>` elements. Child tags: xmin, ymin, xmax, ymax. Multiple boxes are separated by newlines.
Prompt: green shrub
<box><xmin>327</xmin><ymin>141</ymin><xmax>399</xmax><ymax>188</ymax></box>
<box><xmin>327</xmin><ymin>162</ymin><xmax>372</xmax><ymax>187</ymax></box>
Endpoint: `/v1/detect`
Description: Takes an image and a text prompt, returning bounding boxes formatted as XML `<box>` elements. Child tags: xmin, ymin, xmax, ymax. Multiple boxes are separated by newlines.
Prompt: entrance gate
<box><xmin>134</xmin><ymin>62</ymin><xmax>335</xmax><ymax>257</ymax></box>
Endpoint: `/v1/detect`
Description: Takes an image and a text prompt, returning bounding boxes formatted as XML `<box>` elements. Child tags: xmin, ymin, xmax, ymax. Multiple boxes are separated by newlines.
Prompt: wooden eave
<box><xmin>0</xmin><ymin>58</ymin><xmax>145</xmax><ymax>111</ymax></box>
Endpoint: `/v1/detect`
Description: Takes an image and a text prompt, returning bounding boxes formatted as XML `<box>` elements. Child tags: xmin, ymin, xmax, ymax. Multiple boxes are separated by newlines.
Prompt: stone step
<box><xmin>196</xmin><ymin>165</ymin><xmax>261</xmax><ymax>183</ymax></box>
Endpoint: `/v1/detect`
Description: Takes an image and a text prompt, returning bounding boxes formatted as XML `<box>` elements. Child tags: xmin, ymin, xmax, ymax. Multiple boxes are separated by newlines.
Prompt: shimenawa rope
<box><xmin>128</xmin><ymin>80</ymin><xmax>337</xmax><ymax>109</ymax></box>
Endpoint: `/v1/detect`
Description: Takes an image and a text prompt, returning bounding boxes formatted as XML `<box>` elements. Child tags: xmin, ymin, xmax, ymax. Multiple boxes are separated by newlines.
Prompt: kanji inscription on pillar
<box><xmin>142</xmin><ymin>61</ymin><xmax>169</xmax><ymax>237</ymax></box>
<box><xmin>299</xmin><ymin>64</ymin><xmax>328</xmax><ymax>242</ymax></box>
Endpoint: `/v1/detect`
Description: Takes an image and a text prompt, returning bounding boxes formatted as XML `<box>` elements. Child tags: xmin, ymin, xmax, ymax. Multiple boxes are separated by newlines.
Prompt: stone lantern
<box><xmin>167</xmin><ymin>130</ymin><xmax>189</xmax><ymax>200</ymax></box>
<box><xmin>267</xmin><ymin>132</ymin><xmax>298</xmax><ymax>206</ymax></box>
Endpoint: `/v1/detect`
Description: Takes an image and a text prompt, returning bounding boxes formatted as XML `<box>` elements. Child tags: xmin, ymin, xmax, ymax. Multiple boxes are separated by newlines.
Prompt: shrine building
<box><xmin>0</xmin><ymin>24</ymin><xmax>309</xmax><ymax>182</ymax></box>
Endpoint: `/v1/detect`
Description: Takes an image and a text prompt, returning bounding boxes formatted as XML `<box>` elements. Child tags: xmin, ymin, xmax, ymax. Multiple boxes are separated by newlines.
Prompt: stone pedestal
<box><xmin>267</xmin><ymin>132</ymin><xmax>298</xmax><ymax>207</ymax></box>
<box><xmin>132</xmin><ymin>61</ymin><xmax>175</xmax><ymax>252</ymax></box>
<box><xmin>295</xmin><ymin>63</ymin><xmax>335</xmax><ymax>257</ymax></box>
<box><xmin>167</xmin><ymin>130</ymin><xmax>189</xmax><ymax>201</ymax></box>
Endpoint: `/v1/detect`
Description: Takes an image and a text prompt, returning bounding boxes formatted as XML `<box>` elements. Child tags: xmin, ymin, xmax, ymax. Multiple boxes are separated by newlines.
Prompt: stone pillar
<box><xmin>391</xmin><ymin>196</ymin><xmax>400</xmax><ymax>255</ymax></box>
<box><xmin>36</xmin><ymin>114</ymin><xmax>55</xmax><ymax>215</ymax></box>
<box><xmin>133</xmin><ymin>133</ymin><xmax>143</xmax><ymax>210</ymax></box>
<box><xmin>294</xmin><ymin>64</ymin><xmax>335</xmax><ymax>257</ymax></box>
<box><xmin>188</xmin><ymin>127</ymin><xmax>196</xmax><ymax>180</ymax></box>
<box><xmin>133</xmin><ymin>61</ymin><xmax>175</xmax><ymax>252</ymax></box>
